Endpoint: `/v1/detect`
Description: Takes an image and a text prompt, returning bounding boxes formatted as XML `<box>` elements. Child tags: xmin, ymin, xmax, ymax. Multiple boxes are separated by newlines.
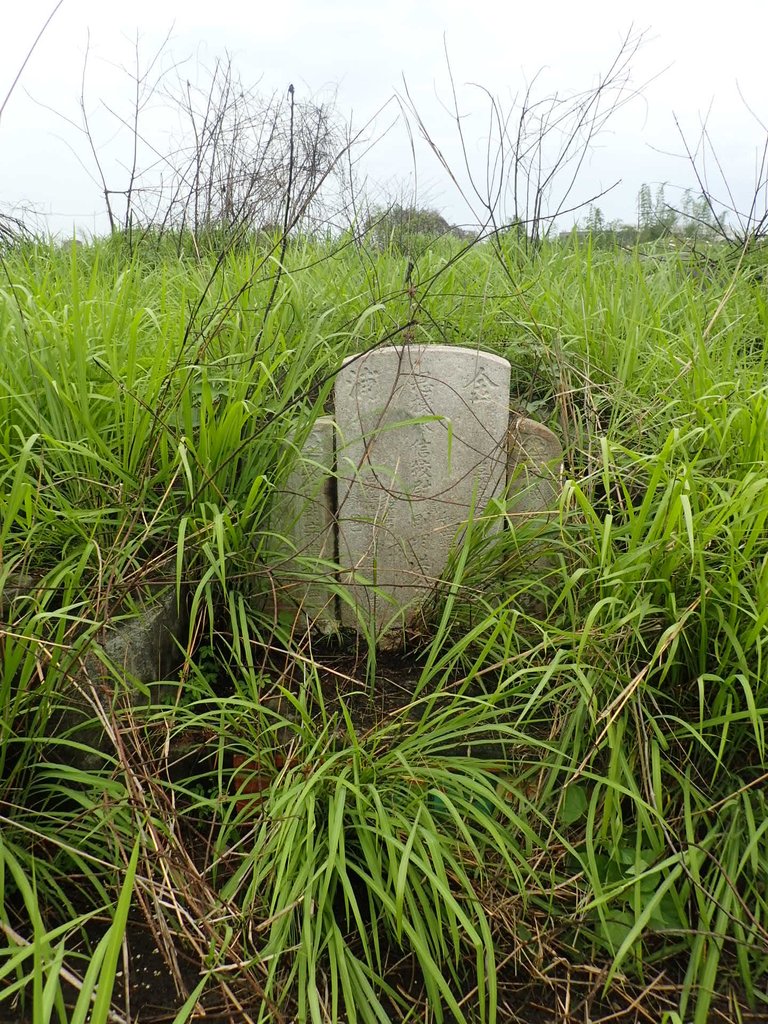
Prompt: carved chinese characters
<box><xmin>334</xmin><ymin>346</ymin><xmax>511</xmax><ymax>630</ymax></box>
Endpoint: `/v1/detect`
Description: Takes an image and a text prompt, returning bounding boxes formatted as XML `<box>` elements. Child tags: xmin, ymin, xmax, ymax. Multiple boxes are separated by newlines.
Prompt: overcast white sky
<box><xmin>1</xmin><ymin>0</ymin><xmax>767</xmax><ymax>237</ymax></box>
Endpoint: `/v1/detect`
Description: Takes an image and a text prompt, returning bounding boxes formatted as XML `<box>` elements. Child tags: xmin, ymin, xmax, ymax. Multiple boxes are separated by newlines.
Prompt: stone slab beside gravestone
<box><xmin>505</xmin><ymin>416</ymin><xmax>563</xmax><ymax>604</ymax></box>
<box><xmin>50</xmin><ymin>586</ymin><xmax>188</xmax><ymax>767</ymax></box>
<box><xmin>506</xmin><ymin>416</ymin><xmax>563</xmax><ymax>518</ymax></box>
<box><xmin>269</xmin><ymin>417</ymin><xmax>337</xmax><ymax>632</ymax></box>
<box><xmin>334</xmin><ymin>345</ymin><xmax>511</xmax><ymax>632</ymax></box>
<box><xmin>0</xmin><ymin>572</ymin><xmax>187</xmax><ymax>767</ymax></box>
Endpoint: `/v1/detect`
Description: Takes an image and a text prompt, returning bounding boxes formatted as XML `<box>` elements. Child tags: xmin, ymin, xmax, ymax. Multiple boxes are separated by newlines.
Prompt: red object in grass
<box><xmin>231</xmin><ymin>752</ymin><xmax>288</xmax><ymax>816</ymax></box>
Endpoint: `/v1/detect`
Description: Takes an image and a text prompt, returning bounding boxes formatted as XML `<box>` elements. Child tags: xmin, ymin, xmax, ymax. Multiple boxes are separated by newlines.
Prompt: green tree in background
<box><xmin>636</xmin><ymin>183</ymin><xmax>677</xmax><ymax>240</ymax></box>
<box><xmin>365</xmin><ymin>204</ymin><xmax>474</xmax><ymax>254</ymax></box>
<box><xmin>637</xmin><ymin>183</ymin><xmax>653</xmax><ymax>236</ymax></box>
<box><xmin>679</xmin><ymin>188</ymin><xmax>718</xmax><ymax>238</ymax></box>
<box><xmin>584</xmin><ymin>205</ymin><xmax>606</xmax><ymax>234</ymax></box>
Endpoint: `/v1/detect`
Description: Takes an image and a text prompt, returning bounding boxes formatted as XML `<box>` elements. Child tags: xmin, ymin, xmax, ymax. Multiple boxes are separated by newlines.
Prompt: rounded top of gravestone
<box><xmin>341</xmin><ymin>344</ymin><xmax>511</xmax><ymax>373</ymax></box>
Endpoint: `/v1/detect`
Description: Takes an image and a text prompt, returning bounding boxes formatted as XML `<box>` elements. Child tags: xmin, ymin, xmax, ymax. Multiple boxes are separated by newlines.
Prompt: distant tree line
<box><xmin>575</xmin><ymin>184</ymin><xmax>720</xmax><ymax>246</ymax></box>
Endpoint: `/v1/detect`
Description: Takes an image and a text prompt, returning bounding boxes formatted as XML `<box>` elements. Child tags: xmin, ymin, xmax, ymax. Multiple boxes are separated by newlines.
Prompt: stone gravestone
<box><xmin>272</xmin><ymin>349</ymin><xmax>564</xmax><ymax>639</ymax></box>
<box><xmin>334</xmin><ymin>345</ymin><xmax>511</xmax><ymax>632</ymax></box>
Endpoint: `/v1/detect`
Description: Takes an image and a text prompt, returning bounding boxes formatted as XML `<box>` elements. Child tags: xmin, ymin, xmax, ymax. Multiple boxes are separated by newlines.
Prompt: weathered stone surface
<box><xmin>0</xmin><ymin>570</ymin><xmax>37</xmax><ymax>618</ymax></box>
<box><xmin>506</xmin><ymin>416</ymin><xmax>562</xmax><ymax>518</ymax></box>
<box><xmin>51</xmin><ymin>586</ymin><xmax>188</xmax><ymax>764</ymax></box>
<box><xmin>94</xmin><ymin>587</ymin><xmax>187</xmax><ymax>687</ymax></box>
<box><xmin>505</xmin><ymin>417</ymin><xmax>562</xmax><ymax>609</ymax></box>
<box><xmin>270</xmin><ymin>417</ymin><xmax>338</xmax><ymax>632</ymax></box>
<box><xmin>2</xmin><ymin>573</ymin><xmax>185</xmax><ymax>698</ymax></box>
<box><xmin>334</xmin><ymin>345</ymin><xmax>511</xmax><ymax>631</ymax></box>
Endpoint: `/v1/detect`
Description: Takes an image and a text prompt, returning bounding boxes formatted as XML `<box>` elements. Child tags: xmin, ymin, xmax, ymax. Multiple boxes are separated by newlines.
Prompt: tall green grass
<box><xmin>1</xmin><ymin>230</ymin><xmax>767</xmax><ymax>1021</ymax></box>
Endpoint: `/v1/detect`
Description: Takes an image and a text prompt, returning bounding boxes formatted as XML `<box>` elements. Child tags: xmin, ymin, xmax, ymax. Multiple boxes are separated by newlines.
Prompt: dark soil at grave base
<box><xmin>264</xmin><ymin>645</ymin><xmax>509</xmax><ymax>743</ymax></box>
<box><xmin>273</xmin><ymin>645</ymin><xmax>432</xmax><ymax>718</ymax></box>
